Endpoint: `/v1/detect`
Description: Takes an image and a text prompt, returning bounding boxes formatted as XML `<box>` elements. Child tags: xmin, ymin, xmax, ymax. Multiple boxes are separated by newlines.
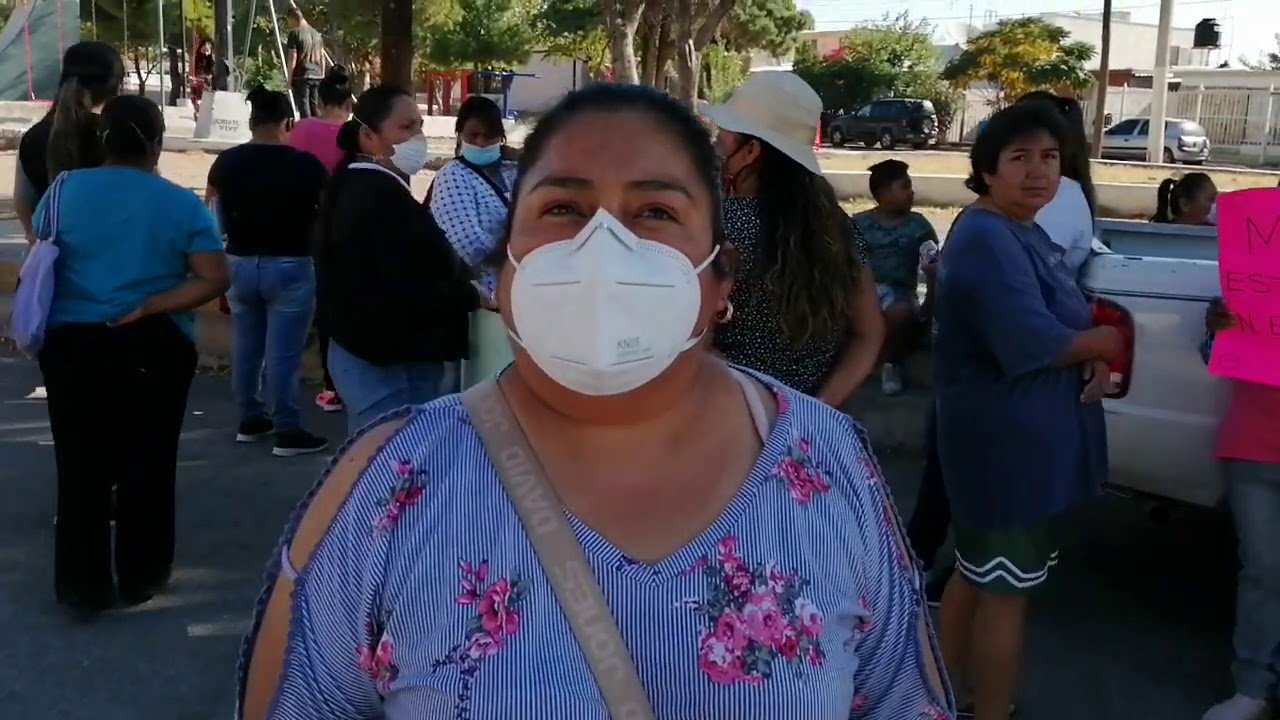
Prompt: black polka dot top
<box><xmin>713</xmin><ymin>196</ymin><xmax>870</xmax><ymax>396</ymax></box>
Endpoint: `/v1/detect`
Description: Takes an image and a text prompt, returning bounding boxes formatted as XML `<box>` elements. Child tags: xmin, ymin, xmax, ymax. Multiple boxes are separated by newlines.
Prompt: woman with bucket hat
<box><xmin>705</xmin><ymin>72</ymin><xmax>884</xmax><ymax>406</ymax></box>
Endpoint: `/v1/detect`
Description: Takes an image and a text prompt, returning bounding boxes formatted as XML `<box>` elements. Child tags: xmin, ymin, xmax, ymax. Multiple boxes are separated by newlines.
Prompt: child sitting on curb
<box><xmin>852</xmin><ymin>160</ymin><xmax>938</xmax><ymax>395</ymax></box>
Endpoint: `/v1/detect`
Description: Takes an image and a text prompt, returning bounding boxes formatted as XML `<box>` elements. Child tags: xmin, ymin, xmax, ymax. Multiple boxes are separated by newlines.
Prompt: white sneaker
<box><xmin>1202</xmin><ymin>694</ymin><xmax>1272</xmax><ymax>720</ymax></box>
<box><xmin>881</xmin><ymin>364</ymin><xmax>904</xmax><ymax>396</ymax></box>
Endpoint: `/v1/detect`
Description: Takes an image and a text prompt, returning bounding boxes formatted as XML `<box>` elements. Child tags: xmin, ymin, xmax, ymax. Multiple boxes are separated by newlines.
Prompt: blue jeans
<box><xmin>227</xmin><ymin>256</ymin><xmax>316</xmax><ymax>433</ymax></box>
<box><xmin>1224</xmin><ymin>460</ymin><xmax>1280</xmax><ymax>701</ymax></box>
<box><xmin>327</xmin><ymin>340</ymin><xmax>451</xmax><ymax>436</ymax></box>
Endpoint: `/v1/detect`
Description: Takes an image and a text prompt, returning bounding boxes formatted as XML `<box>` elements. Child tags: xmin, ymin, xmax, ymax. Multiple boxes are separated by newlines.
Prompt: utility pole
<box><xmin>381</xmin><ymin>0</ymin><xmax>415</xmax><ymax>90</ymax></box>
<box><xmin>213</xmin><ymin>0</ymin><xmax>234</xmax><ymax>91</ymax></box>
<box><xmin>1147</xmin><ymin>0</ymin><xmax>1174</xmax><ymax>163</ymax></box>
<box><xmin>1090</xmin><ymin>0</ymin><xmax>1112</xmax><ymax>159</ymax></box>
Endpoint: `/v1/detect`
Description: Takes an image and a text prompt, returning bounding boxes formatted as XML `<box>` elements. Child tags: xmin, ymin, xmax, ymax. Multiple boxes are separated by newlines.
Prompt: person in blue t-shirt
<box><xmin>932</xmin><ymin>102</ymin><xmax>1122</xmax><ymax>720</ymax></box>
<box><xmin>35</xmin><ymin>94</ymin><xmax>229</xmax><ymax>617</ymax></box>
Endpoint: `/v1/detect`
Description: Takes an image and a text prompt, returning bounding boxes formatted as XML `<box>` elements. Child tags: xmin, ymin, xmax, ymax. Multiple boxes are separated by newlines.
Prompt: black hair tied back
<box><xmin>100</xmin><ymin>94</ymin><xmax>164</xmax><ymax>164</ymax></box>
<box><xmin>319</xmin><ymin>65</ymin><xmax>353</xmax><ymax>109</ymax></box>
<box><xmin>245</xmin><ymin>85</ymin><xmax>293</xmax><ymax>129</ymax></box>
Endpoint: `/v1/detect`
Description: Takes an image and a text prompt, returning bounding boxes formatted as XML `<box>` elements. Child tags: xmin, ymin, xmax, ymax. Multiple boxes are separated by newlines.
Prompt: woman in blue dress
<box><xmin>932</xmin><ymin>103</ymin><xmax>1123</xmax><ymax>720</ymax></box>
<box><xmin>237</xmin><ymin>84</ymin><xmax>954</xmax><ymax>720</ymax></box>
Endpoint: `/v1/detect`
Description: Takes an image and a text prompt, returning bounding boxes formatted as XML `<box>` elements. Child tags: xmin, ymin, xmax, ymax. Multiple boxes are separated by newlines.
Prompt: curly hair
<box><xmin>749</xmin><ymin>137</ymin><xmax>860</xmax><ymax>344</ymax></box>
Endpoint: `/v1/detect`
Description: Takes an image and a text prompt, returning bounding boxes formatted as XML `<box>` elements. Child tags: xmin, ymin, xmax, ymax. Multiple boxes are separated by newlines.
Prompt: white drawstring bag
<box><xmin>11</xmin><ymin>171</ymin><xmax>68</xmax><ymax>355</ymax></box>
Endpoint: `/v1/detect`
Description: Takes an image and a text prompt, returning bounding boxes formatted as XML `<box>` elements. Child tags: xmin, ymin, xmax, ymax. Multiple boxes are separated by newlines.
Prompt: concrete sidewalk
<box><xmin>0</xmin><ymin>352</ymin><xmax>346</xmax><ymax>719</ymax></box>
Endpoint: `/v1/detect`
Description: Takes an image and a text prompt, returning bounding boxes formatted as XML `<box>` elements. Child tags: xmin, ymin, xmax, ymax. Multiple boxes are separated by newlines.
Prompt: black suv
<box><xmin>826</xmin><ymin>98</ymin><xmax>938</xmax><ymax>150</ymax></box>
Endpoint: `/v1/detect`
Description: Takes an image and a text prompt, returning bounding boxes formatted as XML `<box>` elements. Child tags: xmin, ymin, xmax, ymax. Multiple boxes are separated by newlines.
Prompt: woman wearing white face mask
<box><xmin>314</xmin><ymin>85</ymin><xmax>477</xmax><ymax>435</ymax></box>
<box><xmin>240</xmin><ymin>84</ymin><xmax>952</xmax><ymax>720</ymax></box>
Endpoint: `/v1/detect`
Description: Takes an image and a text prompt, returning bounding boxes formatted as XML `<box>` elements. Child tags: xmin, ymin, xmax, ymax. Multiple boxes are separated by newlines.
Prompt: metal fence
<box><xmin>945</xmin><ymin>85</ymin><xmax>1280</xmax><ymax>166</ymax></box>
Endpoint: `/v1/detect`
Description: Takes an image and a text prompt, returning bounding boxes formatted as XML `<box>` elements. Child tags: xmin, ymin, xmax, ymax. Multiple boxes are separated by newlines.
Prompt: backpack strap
<box><xmin>457</xmin><ymin>158</ymin><xmax>512</xmax><ymax>208</ymax></box>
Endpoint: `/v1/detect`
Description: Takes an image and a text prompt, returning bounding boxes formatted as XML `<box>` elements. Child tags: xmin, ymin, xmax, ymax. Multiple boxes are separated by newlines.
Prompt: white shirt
<box><xmin>1035</xmin><ymin>177</ymin><xmax>1095</xmax><ymax>275</ymax></box>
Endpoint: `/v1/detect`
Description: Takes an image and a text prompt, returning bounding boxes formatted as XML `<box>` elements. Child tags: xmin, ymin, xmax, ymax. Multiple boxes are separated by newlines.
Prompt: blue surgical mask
<box><xmin>460</xmin><ymin>141</ymin><xmax>502</xmax><ymax>166</ymax></box>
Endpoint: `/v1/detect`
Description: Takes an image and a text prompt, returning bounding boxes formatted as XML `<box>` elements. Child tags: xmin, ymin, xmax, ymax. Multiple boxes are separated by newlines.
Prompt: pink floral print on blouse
<box><xmin>433</xmin><ymin>561</ymin><xmax>528</xmax><ymax>713</ymax></box>
<box><xmin>374</xmin><ymin>459</ymin><xmax>425</xmax><ymax>535</ymax></box>
<box><xmin>776</xmin><ymin>437</ymin><xmax>832</xmax><ymax>504</ymax></box>
<box><xmin>682</xmin><ymin>536</ymin><xmax>825</xmax><ymax>686</ymax></box>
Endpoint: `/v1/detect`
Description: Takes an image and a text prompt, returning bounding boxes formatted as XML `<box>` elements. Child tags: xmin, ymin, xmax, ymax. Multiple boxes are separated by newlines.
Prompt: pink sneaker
<box><xmin>315</xmin><ymin>390</ymin><xmax>344</xmax><ymax>413</ymax></box>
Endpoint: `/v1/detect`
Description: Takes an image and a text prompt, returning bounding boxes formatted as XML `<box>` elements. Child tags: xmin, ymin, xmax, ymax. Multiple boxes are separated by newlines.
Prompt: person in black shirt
<box><xmin>315</xmin><ymin>85</ymin><xmax>478</xmax><ymax>435</ymax></box>
<box><xmin>16</xmin><ymin>41</ymin><xmax>123</xmax><ymax>241</ymax></box>
<box><xmin>285</xmin><ymin>8</ymin><xmax>327</xmax><ymax>118</ymax></box>
<box><xmin>206</xmin><ymin>87</ymin><xmax>330</xmax><ymax>457</ymax></box>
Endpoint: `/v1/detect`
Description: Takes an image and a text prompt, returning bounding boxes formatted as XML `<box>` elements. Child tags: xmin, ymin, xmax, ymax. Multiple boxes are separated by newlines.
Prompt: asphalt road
<box><xmin>0</xmin><ymin>351</ymin><xmax>1241</xmax><ymax>720</ymax></box>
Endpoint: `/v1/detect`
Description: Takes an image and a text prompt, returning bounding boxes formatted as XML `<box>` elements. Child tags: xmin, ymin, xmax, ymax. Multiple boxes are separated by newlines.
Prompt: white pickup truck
<box><xmin>1084</xmin><ymin>220</ymin><xmax>1228</xmax><ymax>508</ymax></box>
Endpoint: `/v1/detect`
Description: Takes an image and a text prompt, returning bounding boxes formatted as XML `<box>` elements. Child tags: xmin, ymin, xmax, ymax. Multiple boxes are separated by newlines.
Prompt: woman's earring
<box><xmin>716</xmin><ymin>301</ymin><xmax>734</xmax><ymax>324</ymax></box>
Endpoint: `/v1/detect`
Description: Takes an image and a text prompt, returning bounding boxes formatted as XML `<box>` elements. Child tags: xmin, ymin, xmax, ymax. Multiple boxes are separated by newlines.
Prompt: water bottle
<box><xmin>918</xmin><ymin>240</ymin><xmax>939</xmax><ymax>271</ymax></box>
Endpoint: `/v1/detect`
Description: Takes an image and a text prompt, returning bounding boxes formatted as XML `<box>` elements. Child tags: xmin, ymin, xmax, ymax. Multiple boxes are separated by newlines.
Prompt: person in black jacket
<box><xmin>315</xmin><ymin>85</ymin><xmax>478</xmax><ymax>435</ymax></box>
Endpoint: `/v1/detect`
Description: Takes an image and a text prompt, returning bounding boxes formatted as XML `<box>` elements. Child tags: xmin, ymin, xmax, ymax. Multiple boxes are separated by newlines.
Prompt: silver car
<box><xmin>1100</xmin><ymin>117</ymin><xmax>1211</xmax><ymax>165</ymax></box>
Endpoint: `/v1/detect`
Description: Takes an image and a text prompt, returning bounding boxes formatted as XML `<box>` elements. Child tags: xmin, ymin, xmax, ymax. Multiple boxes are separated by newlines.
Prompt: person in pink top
<box><xmin>1201</xmin><ymin>297</ymin><xmax>1280</xmax><ymax>720</ymax></box>
<box><xmin>288</xmin><ymin>65</ymin><xmax>353</xmax><ymax>412</ymax></box>
<box><xmin>288</xmin><ymin>65</ymin><xmax>352</xmax><ymax>175</ymax></box>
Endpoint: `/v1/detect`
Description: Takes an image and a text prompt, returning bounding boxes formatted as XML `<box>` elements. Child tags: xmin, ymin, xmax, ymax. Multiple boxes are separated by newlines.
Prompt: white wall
<box><xmin>507</xmin><ymin>54</ymin><xmax>588</xmax><ymax>115</ymax></box>
<box><xmin>1037</xmin><ymin>13</ymin><xmax>1210</xmax><ymax>71</ymax></box>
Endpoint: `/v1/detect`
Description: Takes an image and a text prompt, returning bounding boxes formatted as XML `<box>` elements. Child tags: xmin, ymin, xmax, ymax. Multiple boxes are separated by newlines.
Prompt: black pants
<box><xmin>317</xmin><ymin>329</ymin><xmax>336</xmax><ymax>393</ymax></box>
<box><xmin>905</xmin><ymin>402</ymin><xmax>952</xmax><ymax>570</ymax></box>
<box><xmin>291</xmin><ymin>79</ymin><xmax>320</xmax><ymax>119</ymax></box>
<box><xmin>39</xmin><ymin>316</ymin><xmax>197</xmax><ymax>605</ymax></box>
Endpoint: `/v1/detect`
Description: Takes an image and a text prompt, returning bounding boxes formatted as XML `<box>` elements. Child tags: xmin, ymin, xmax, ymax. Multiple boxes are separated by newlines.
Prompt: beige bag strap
<box><xmin>461</xmin><ymin>379</ymin><xmax>656</xmax><ymax>720</ymax></box>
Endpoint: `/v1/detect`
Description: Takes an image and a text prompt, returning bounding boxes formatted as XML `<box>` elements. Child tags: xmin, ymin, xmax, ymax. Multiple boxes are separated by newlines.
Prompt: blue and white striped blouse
<box><xmin>238</xmin><ymin>373</ymin><xmax>954</xmax><ymax>720</ymax></box>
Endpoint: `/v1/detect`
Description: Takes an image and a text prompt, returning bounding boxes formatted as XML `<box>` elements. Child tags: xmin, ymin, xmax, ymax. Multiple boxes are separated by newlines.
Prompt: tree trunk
<box><xmin>653</xmin><ymin>15</ymin><xmax>675</xmax><ymax>90</ymax></box>
<box><xmin>672</xmin><ymin>0</ymin><xmax>696</xmax><ymax>105</ymax></box>
<box><xmin>602</xmin><ymin>0</ymin><xmax>645</xmax><ymax>84</ymax></box>
<box><xmin>380</xmin><ymin>0</ymin><xmax>415</xmax><ymax>90</ymax></box>
<box><xmin>1090</xmin><ymin>0</ymin><xmax>1113</xmax><ymax>159</ymax></box>
<box><xmin>672</xmin><ymin>0</ymin><xmax>735</xmax><ymax>106</ymax></box>
<box><xmin>639</xmin><ymin>15</ymin><xmax>658</xmax><ymax>86</ymax></box>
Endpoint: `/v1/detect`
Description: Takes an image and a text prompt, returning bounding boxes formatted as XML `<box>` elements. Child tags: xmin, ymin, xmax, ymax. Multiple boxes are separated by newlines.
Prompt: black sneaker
<box><xmin>924</xmin><ymin>565</ymin><xmax>953</xmax><ymax>608</ymax></box>
<box><xmin>236</xmin><ymin>418</ymin><xmax>274</xmax><ymax>443</ymax></box>
<box><xmin>272</xmin><ymin>430</ymin><xmax>329</xmax><ymax>458</ymax></box>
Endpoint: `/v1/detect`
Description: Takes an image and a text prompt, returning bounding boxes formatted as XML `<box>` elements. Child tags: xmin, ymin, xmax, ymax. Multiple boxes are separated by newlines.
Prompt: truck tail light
<box><xmin>1092</xmin><ymin>298</ymin><xmax>1135</xmax><ymax>400</ymax></box>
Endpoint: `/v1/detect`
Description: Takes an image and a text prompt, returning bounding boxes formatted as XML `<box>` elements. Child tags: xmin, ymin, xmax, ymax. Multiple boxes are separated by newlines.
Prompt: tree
<box><xmin>425</xmin><ymin>0</ymin><xmax>537</xmax><ymax>70</ymax></box>
<box><xmin>382</xmin><ymin>0</ymin><xmax>415</xmax><ymax>90</ymax></box>
<box><xmin>942</xmin><ymin>17</ymin><xmax>1095</xmax><ymax>104</ymax></box>
<box><xmin>1090</xmin><ymin>0</ymin><xmax>1112</xmax><ymax>159</ymax></box>
<box><xmin>720</xmin><ymin>0</ymin><xmax>811</xmax><ymax>58</ymax></box>
<box><xmin>795</xmin><ymin>14</ymin><xmax>940</xmax><ymax>112</ymax></box>
<box><xmin>600</xmin><ymin>0</ymin><xmax>645</xmax><ymax>83</ymax></box>
<box><xmin>1240</xmin><ymin>33</ymin><xmax>1280</xmax><ymax>70</ymax></box>
<box><xmin>536</xmin><ymin>0</ymin><xmax>610</xmax><ymax>77</ymax></box>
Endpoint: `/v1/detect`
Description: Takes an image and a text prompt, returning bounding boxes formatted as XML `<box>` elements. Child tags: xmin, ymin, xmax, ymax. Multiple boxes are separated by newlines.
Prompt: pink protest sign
<box><xmin>1208</xmin><ymin>187</ymin><xmax>1280</xmax><ymax>386</ymax></box>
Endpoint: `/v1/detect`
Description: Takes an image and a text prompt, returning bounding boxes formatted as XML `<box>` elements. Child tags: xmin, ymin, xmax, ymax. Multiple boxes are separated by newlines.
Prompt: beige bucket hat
<box><xmin>703</xmin><ymin>71</ymin><xmax>823</xmax><ymax>175</ymax></box>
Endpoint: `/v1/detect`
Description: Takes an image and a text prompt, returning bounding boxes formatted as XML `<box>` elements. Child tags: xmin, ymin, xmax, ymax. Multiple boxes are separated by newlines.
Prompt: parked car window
<box><xmin>870</xmin><ymin>102</ymin><xmax>895</xmax><ymax>120</ymax></box>
<box><xmin>1135</xmin><ymin>120</ymin><xmax>1150</xmax><ymax>135</ymax></box>
<box><xmin>1172</xmin><ymin>120</ymin><xmax>1207</xmax><ymax>135</ymax></box>
<box><xmin>1105</xmin><ymin>119</ymin><xmax>1140</xmax><ymax>135</ymax></box>
<box><xmin>854</xmin><ymin>104</ymin><xmax>872</xmax><ymax>119</ymax></box>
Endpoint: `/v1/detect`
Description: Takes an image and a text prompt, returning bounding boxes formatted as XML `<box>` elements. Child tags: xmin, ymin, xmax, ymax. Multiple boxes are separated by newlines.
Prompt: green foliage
<box><xmin>942</xmin><ymin>17</ymin><xmax>1095</xmax><ymax>103</ymax></box>
<box><xmin>85</xmin><ymin>0</ymin><xmax>214</xmax><ymax>48</ymax></box>
<box><xmin>794</xmin><ymin>13</ymin><xmax>944</xmax><ymax>113</ymax></box>
<box><xmin>700</xmin><ymin>44</ymin><xmax>747</xmax><ymax>103</ymax></box>
<box><xmin>425</xmin><ymin>0</ymin><xmax>538</xmax><ymax>70</ymax></box>
<box><xmin>536</xmin><ymin>0</ymin><xmax>609</xmax><ymax>74</ymax></box>
<box><xmin>721</xmin><ymin>0</ymin><xmax>813</xmax><ymax>57</ymax></box>
<box><xmin>238</xmin><ymin>55</ymin><xmax>287</xmax><ymax>91</ymax></box>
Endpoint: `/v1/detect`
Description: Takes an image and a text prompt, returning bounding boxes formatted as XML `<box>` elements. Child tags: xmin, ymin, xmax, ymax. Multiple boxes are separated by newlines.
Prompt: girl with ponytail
<box><xmin>15</xmin><ymin>41</ymin><xmax>124</xmax><ymax>242</ymax></box>
<box><xmin>1150</xmin><ymin>172</ymin><xmax>1217</xmax><ymax>225</ymax></box>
